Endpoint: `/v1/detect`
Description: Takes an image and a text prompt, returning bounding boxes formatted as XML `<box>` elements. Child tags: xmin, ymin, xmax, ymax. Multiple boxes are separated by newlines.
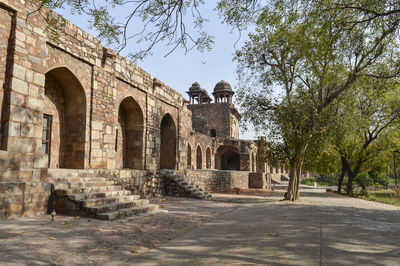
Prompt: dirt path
<box><xmin>128</xmin><ymin>191</ymin><xmax>400</xmax><ymax>266</ymax></box>
<box><xmin>0</xmin><ymin>193</ymin><xmax>281</xmax><ymax>265</ymax></box>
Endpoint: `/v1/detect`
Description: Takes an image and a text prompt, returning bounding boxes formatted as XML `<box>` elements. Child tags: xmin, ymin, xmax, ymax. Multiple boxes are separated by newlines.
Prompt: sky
<box><xmin>55</xmin><ymin>3</ymin><xmax>256</xmax><ymax>139</ymax></box>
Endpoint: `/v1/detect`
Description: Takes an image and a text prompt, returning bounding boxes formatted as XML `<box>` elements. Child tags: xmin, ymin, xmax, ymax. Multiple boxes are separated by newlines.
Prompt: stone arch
<box><xmin>206</xmin><ymin>147</ymin><xmax>211</xmax><ymax>169</ymax></box>
<box><xmin>160</xmin><ymin>113</ymin><xmax>176</xmax><ymax>169</ymax></box>
<box><xmin>187</xmin><ymin>143</ymin><xmax>192</xmax><ymax>168</ymax></box>
<box><xmin>196</xmin><ymin>145</ymin><xmax>202</xmax><ymax>169</ymax></box>
<box><xmin>215</xmin><ymin>145</ymin><xmax>240</xmax><ymax>170</ymax></box>
<box><xmin>210</xmin><ymin>129</ymin><xmax>216</xmax><ymax>137</ymax></box>
<box><xmin>43</xmin><ymin>67</ymin><xmax>86</xmax><ymax>169</ymax></box>
<box><xmin>117</xmin><ymin>96</ymin><xmax>144</xmax><ymax>169</ymax></box>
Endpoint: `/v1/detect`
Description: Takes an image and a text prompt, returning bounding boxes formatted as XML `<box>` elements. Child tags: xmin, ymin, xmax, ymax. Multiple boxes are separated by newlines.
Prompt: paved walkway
<box><xmin>128</xmin><ymin>191</ymin><xmax>400</xmax><ymax>265</ymax></box>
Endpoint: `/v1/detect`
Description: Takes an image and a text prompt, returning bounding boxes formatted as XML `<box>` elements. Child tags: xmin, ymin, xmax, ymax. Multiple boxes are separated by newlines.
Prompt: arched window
<box><xmin>196</xmin><ymin>145</ymin><xmax>202</xmax><ymax>169</ymax></box>
<box><xmin>210</xmin><ymin>129</ymin><xmax>216</xmax><ymax>137</ymax></box>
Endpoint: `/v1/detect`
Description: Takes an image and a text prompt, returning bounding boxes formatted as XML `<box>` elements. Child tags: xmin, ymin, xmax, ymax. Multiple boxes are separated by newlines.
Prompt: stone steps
<box><xmin>56</xmin><ymin>185</ymin><xmax>124</xmax><ymax>194</ymax></box>
<box><xmin>96</xmin><ymin>204</ymin><xmax>160</xmax><ymax>220</ymax></box>
<box><xmin>159</xmin><ymin>169</ymin><xmax>212</xmax><ymax>200</ymax></box>
<box><xmin>50</xmin><ymin>169</ymin><xmax>161</xmax><ymax>220</ymax></box>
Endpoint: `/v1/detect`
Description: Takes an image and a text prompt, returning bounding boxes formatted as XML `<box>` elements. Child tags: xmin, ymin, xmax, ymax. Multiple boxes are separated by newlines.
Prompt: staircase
<box><xmin>48</xmin><ymin>169</ymin><xmax>165</xmax><ymax>220</ymax></box>
<box><xmin>160</xmin><ymin>170</ymin><xmax>212</xmax><ymax>199</ymax></box>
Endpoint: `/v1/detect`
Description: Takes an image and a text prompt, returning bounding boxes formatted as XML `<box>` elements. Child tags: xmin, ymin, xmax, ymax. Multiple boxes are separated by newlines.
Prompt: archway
<box><xmin>206</xmin><ymin>147</ymin><xmax>211</xmax><ymax>169</ymax></box>
<box><xmin>196</xmin><ymin>146</ymin><xmax>202</xmax><ymax>169</ymax></box>
<box><xmin>42</xmin><ymin>67</ymin><xmax>86</xmax><ymax>169</ymax></box>
<box><xmin>215</xmin><ymin>145</ymin><xmax>240</xmax><ymax>170</ymax></box>
<box><xmin>117</xmin><ymin>97</ymin><xmax>143</xmax><ymax>169</ymax></box>
<box><xmin>160</xmin><ymin>114</ymin><xmax>176</xmax><ymax>169</ymax></box>
<box><xmin>187</xmin><ymin>143</ymin><xmax>192</xmax><ymax>168</ymax></box>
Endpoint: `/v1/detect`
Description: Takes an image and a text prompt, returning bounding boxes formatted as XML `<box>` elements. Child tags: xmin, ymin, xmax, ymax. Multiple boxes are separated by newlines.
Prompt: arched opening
<box><xmin>117</xmin><ymin>97</ymin><xmax>143</xmax><ymax>169</ymax></box>
<box><xmin>215</xmin><ymin>145</ymin><xmax>240</xmax><ymax>170</ymax></box>
<box><xmin>42</xmin><ymin>67</ymin><xmax>86</xmax><ymax>169</ymax></box>
<box><xmin>187</xmin><ymin>143</ymin><xmax>192</xmax><ymax>168</ymax></box>
<box><xmin>210</xmin><ymin>129</ymin><xmax>216</xmax><ymax>137</ymax></box>
<box><xmin>206</xmin><ymin>147</ymin><xmax>211</xmax><ymax>169</ymax></box>
<box><xmin>160</xmin><ymin>114</ymin><xmax>176</xmax><ymax>169</ymax></box>
<box><xmin>196</xmin><ymin>146</ymin><xmax>202</xmax><ymax>169</ymax></box>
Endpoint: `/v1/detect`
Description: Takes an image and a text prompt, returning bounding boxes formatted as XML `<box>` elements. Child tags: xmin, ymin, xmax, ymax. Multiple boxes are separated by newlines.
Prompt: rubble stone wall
<box><xmin>184</xmin><ymin>169</ymin><xmax>249</xmax><ymax>192</ymax></box>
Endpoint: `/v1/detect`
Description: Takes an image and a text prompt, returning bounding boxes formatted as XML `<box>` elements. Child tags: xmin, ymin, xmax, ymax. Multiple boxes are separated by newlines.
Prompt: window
<box><xmin>42</xmin><ymin>114</ymin><xmax>52</xmax><ymax>155</ymax></box>
<box><xmin>210</xmin><ymin>129</ymin><xmax>216</xmax><ymax>137</ymax></box>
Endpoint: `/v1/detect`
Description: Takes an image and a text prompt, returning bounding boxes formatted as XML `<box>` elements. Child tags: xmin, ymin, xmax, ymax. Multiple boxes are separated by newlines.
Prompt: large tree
<box><xmin>329</xmin><ymin>77</ymin><xmax>400</xmax><ymax>193</ymax></box>
<box><xmin>235</xmin><ymin>0</ymin><xmax>400</xmax><ymax>200</ymax></box>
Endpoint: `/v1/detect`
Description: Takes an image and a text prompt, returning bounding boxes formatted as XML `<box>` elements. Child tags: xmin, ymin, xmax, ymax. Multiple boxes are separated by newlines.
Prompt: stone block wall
<box><xmin>248</xmin><ymin>172</ymin><xmax>272</xmax><ymax>190</ymax></box>
<box><xmin>184</xmin><ymin>169</ymin><xmax>249</xmax><ymax>192</ymax></box>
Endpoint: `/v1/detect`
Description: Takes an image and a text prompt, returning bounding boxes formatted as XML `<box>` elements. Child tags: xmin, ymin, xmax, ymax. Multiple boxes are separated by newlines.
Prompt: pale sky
<box><xmin>55</xmin><ymin>3</ymin><xmax>256</xmax><ymax>139</ymax></box>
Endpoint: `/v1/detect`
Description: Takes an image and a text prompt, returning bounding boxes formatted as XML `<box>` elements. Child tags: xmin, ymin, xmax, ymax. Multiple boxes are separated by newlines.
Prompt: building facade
<box><xmin>0</xmin><ymin>0</ymin><xmax>262</xmax><ymax>218</ymax></box>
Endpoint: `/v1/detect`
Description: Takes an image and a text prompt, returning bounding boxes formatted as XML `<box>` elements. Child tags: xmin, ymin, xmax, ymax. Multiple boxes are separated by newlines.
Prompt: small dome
<box><xmin>189</xmin><ymin>82</ymin><xmax>202</xmax><ymax>92</ymax></box>
<box><xmin>214</xmin><ymin>80</ymin><xmax>232</xmax><ymax>92</ymax></box>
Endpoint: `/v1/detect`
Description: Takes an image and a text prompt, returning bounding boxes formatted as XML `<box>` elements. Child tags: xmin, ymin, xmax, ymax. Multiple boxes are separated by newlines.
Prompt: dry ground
<box><xmin>0</xmin><ymin>192</ymin><xmax>282</xmax><ymax>265</ymax></box>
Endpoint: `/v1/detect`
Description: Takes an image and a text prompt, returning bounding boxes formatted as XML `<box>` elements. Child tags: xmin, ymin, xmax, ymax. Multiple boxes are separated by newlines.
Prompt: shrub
<box><xmin>375</xmin><ymin>173</ymin><xmax>390</xmax><ymax>189</ymax></box>
<box><xmin>355</xmin><ymin>172</ymin><xmax>373</xmax><ymax>196</ymax></box>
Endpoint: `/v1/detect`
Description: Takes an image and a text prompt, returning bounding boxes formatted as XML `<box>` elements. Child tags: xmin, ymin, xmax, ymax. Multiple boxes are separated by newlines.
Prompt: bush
<box><xmin>355</xmin><ymin>172</ymin><xmax>373</xmax><ymax>196</ymax></box>
<box><xmin>375</xmin><ymin>173</ymin><xmax>390</xmax><ymax>189</ymax></box>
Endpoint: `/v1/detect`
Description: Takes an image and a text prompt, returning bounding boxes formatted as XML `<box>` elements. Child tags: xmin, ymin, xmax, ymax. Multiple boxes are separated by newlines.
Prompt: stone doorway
<box><xmin>215</xmin><ymin>145</ymin><xmax>240</xmax><ymax>170</ymax></box>
<box><xmin>117</xmin><ymin>97</ymin><xmax>144</xmax><ymax>169</ymax></box>
<box><xmin>160</xmin><ymin>114</ymin><xmax>176</xmax><ymax>169</ymax></box>
<box><xmin>196</xmin><ymin>146</ymin><xmax>202</xmax><ymax>169</ymax></box>
<box><xmin>43</xmin><ymin>67</ymin><xmax>86</xmax><ymax>169</ymax></box>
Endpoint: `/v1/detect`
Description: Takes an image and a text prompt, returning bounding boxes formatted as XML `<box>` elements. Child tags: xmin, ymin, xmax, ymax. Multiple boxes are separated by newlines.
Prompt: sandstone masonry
<box><xmin>0</xmin><ymin>0</ymin><xmax>274</xmax><ymax>219</ymax></box>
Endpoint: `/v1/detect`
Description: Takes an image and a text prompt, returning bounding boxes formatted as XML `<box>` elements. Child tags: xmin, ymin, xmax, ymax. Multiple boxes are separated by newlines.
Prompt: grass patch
<box><xmin>356</xmin><ymin>189</ymin><xmax>400</xmax><ymax>207</ymax></box>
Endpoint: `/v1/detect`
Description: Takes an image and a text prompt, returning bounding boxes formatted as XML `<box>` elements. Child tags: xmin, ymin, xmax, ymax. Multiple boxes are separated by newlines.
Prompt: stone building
<box><xmin>0</xmin><ymin>0</ymin><xmax>268</xmax><ymax>219</ymax></box>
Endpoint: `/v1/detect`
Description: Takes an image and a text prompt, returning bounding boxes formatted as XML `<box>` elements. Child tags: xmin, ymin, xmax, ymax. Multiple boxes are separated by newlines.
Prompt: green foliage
<box><xmin>355</xmin><ymin>172</ymin><xmax>374</xmax><ymax>195</ymax></box>
<box><xmin>34</xmin><ymin>0</ymin><xmax>215</xmax><ymax>60</ymax></box>
<box><xmin>301</xmin><ymin>175</ymin><xmax>345</xmax><ymax>187</ymax></box>
<box><xmin>376</xmin><ymin>174</ymin><xmax>391</xmax><ymax>188</ymax></box>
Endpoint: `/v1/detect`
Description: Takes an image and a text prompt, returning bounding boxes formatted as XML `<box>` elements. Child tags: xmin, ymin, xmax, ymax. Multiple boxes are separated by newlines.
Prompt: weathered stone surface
<box><xmin>0</xmin><ymin>0</ymin><xmax>266</xmax><ymax>219</ymax></box>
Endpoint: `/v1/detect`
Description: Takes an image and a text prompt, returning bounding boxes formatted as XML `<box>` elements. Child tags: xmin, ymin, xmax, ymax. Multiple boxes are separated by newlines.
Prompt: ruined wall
<box><xmin>185</xmin><ymin>169</ymin><xmax>249</xmax><ymax>192</ymax></box>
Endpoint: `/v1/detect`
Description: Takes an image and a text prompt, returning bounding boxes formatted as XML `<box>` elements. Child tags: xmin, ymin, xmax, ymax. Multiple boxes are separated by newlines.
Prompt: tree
<box><xmin>32</xmin><ymin>0</ymin><xmax>260</xmax><ymax>60</ymax></box>
<box><xmin>235</xmin><ymin>0</ymin><xmax>400</xmax><ymax>200</ymax></box>
<box><xmin>328</xmin><ymin>77</ymin><xmax>400</xmax><ymax>193</ymax></box>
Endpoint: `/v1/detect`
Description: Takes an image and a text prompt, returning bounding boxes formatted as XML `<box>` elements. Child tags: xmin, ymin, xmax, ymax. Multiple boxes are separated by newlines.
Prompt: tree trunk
<box><xmin>346</xmin><ymin>172</ymin><xmax>356</xmax><ymax>194</ymax></box>
<box><xmin>285</xmin><ymin>143</ymin><xmax>308</xmax><ymax>201</ymax></box>
<box><xmin>337</xmin><ymin>157</ymin><xmax>347</xmax><ymax>193</ymax></box>
<box><xmin>337</xmin><ymin>170</ymin><xmax>345</xmax><ymax>193</ymax></box>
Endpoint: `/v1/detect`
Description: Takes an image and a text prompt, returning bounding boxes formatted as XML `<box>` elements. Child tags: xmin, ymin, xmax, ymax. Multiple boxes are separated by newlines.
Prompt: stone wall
<box><xmin>184</xmin><ymin>169</ymin><xmax>249</xmax><ymax>192</ymax></box>
<box><xmin>248</xmin><ymin>172</ymin><xmax>272</xmax><ymax>190</ymax></box>
<box><xmin>0</xmin><ymin>0</ymin><xmax>259</xmax><ymax>218</ymax></box>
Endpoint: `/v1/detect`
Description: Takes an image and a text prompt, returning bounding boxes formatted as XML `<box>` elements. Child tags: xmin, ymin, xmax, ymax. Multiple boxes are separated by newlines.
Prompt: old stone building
<box><xmin>0</xmin><ymin>0</ymin><xmax>272</xmax><ymax>219</ymax></box>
